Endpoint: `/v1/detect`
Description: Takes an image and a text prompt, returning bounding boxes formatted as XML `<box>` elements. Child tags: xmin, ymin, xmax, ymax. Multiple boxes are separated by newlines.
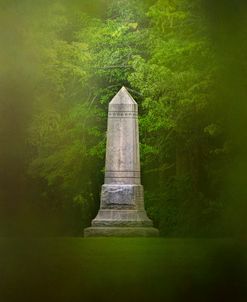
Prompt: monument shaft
<box><xmin>105</xmin><ymin>97</ymin><xmax>140</xmax><ymax>185</ymax></box>
<box><xmin>84</xmin><ymin>87</ymin><xmax>158</xmax><ymax>236</ymax></box>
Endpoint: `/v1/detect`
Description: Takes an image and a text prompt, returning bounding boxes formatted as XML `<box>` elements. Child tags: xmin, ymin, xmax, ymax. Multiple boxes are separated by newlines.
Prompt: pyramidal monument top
<box><xmin>109</xmin><ymin>86</ymin><xmax>137</xmax><ymax>105</ymax></box>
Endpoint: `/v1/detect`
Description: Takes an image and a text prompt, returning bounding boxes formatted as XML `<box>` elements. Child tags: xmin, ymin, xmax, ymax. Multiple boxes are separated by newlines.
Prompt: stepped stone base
<box><xmin>84</xmin><ymin>226</ymin><xmax>159</xmax><ymax>237</ymax></box>
<box><xmin>92</xmin><ymin>209</ymin><xmax>153</xmax><ymax>227</ymax></box>
<box><xmin>84</xmin><ymin>209</ymin><xmax>159</xmax><ymax>237</ymax></box>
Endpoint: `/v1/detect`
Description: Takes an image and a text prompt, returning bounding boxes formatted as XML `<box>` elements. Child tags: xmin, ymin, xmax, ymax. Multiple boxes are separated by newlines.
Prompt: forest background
<box><xmin>1</xmin><ymin>0</ymin><xmax>247</xmax><ymax>237</ymax></box>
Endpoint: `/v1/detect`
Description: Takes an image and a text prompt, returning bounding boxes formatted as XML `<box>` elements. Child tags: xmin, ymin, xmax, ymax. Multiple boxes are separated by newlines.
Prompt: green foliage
<box><xmin>24</xmin><ymin>0</ymin><xmax>229</xmax><ymax>235</ymax></box>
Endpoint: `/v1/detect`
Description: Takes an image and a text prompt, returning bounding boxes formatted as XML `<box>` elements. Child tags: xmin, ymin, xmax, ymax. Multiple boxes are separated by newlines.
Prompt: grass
<box><xmin>0</xmin><ymin>238</ymin><xmax>246</xmax><ymax>302</ymax></box>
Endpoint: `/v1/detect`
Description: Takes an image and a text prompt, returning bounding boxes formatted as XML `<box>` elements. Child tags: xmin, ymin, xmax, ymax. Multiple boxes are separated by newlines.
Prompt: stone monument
<box><xmin>84</xmin><ymin>87</ymin><xmax>159</xmax><ymax>237</ymax></box>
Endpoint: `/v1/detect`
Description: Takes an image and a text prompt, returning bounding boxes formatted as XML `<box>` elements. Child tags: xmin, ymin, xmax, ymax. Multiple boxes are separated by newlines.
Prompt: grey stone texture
<box><xmin>84</xmin><ymin>227</ymin><xmax>158</xmax><ymax>237</ymax></box>
<box><xmin>84</xmin><ymin>87</ymin><xmax>159</xmax><ymax>237</ymax></box>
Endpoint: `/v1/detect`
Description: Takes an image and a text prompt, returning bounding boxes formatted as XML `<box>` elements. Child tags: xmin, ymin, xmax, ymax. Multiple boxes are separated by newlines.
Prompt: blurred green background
<box><xmin>0</xmin><ymin>0</ymin><xmax>247</xmax><ymax>237</ymax></box>
<box><xmin>1</xmin><ymin>238</ymin><xmax>247</xmax><ymax>302</ymax></box>
<box><xmin>1</xmin><ymin>1</ymin><xmax>247</xmax><ymax>302</ymax></box>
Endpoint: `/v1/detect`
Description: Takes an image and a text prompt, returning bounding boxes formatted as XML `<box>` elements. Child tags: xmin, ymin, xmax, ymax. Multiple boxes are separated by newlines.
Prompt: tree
<box><xmin>26</xmin><ymin>0</ymin><xmax>228</xmax><ymax>236</ymax></box>
<box><xmin>128</xmin><ymin>0</ymin><xmax>225</xmax><ymax>235</ymax></box>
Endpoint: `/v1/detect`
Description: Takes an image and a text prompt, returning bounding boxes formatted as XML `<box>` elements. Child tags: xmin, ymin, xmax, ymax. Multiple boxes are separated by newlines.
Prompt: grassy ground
<box><xmin>0</xmin><ymin>238</ymin><xmax>246</xmax><ymax>302</ymax></box>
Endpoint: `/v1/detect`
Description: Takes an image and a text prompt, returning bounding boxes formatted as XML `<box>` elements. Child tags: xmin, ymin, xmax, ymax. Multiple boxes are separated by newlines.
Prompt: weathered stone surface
<box><xmin>100</xmin><ymin>184</ymin><xmax>144</xmax><ymax>209</ymax></box>
<box><xmin>105</xmin><ymin>87</ymin><xmax>140</xmax><ymax>185</ymax></box>
<box><xmin>84</xmin><ymin>227</ymin><xmax>159</xmax><ymax>237</ymax></box>
<box><xmin>92</xmin><ymin>210</ymin><xmax>153</xmax><ymax>227</ymax></box>
<box><xmin>101</xmin><ymin>185</ymin><xmax>136</xmax><ymax>208</ymax></box>
<box><xmin>84</xmin><ymin>87</ymin><xmax>159</xmax><ymax>237</ymax></box>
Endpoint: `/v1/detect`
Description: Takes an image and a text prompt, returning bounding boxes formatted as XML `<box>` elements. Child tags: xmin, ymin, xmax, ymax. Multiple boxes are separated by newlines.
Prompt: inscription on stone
<box><xmin>101</xmin><ymin>185</ymin><xmax>136</xmax><ymax>208</ymax></box>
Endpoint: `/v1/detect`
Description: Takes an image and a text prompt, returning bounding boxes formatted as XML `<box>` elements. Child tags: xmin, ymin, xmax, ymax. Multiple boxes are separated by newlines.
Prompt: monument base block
<box><xmin>92</xmin><ymin>209</ymin><xmax>153</xmax><ymax>227</ymax></box>
<box><xmin>84</xmin><ymin>226</ymin><xmax>159</xmax><ymax>237</ymax></box>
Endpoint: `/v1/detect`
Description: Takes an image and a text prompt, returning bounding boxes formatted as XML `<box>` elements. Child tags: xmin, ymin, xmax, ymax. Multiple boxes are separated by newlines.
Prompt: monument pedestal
<box><xmin>84</xmin><ymin>87</ymin><xmax>159</xmax><ymax>237</ymax></box>
<box><xmin>84</xmin><ymin>185</ymin><xmax>159</xmax><ymax>237</ymax></box>
<box><xmin>84</xmin><ymin>226</ymin><xmax>159</xmax><ymax>237</ymax></box>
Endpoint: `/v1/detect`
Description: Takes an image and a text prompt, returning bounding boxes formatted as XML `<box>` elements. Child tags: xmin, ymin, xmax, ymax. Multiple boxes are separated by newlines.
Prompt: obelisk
<box><xmin>84</xmin><ymin>87</ymin><xmax>159</xmax><ymax>236</ymax></box>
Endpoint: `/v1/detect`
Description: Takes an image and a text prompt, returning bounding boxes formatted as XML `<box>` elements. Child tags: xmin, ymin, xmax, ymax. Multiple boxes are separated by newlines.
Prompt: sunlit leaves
<box><xmin>26</xmin><ymin>0</ymin><xmax>226</xmax><ymax>235</ymax></box>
